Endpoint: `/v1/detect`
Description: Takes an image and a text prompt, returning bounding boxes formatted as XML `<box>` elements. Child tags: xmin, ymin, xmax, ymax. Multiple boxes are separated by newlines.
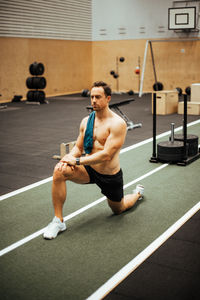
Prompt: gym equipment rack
<box><xmin>150</xmin><ymin>93</ymin><xmax>200</xmax><ymax>166</ymax></box>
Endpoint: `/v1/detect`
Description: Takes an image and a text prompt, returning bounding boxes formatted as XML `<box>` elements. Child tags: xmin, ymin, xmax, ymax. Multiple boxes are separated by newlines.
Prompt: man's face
<box><xmin>90</xmin><ymin>87</ymin><xmax>111</xmax><ymax>111</ymax></box>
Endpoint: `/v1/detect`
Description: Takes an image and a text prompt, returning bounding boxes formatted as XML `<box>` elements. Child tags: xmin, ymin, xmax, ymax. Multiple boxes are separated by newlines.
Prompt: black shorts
<box><xmin>84</xmin><ymin>165</ymin><xmax>124</xmax><ymax>202</ymax></box>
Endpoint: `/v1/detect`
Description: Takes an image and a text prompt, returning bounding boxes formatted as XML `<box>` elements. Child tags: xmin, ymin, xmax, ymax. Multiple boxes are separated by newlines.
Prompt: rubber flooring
<box><xmin>0</xmin><ymin>93</ymin><xmax>200</xmax><ymax>300</ymax></box>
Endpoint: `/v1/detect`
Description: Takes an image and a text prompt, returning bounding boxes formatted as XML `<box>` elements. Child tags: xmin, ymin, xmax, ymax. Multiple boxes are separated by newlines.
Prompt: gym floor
<box><xmin>0</xmin><ymin>93</ymin><xmax>200</xmax><ymax>300</ymax></box>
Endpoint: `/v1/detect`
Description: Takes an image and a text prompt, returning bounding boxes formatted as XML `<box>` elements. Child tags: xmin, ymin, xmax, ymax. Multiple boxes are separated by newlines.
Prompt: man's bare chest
<box><xmin>93</xmin><ymin>123</ymin><xmax>110</xmax><ymax>146</ymax></box>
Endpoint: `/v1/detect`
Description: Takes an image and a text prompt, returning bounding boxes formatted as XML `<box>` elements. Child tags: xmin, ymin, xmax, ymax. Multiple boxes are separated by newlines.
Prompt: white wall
<box><xmin>1</xmin><ymin>0</ymin><xmax>199</xmax><ymax>41</ymax></box>
<box><xmin>92</xmin><ymin>0</ymin><xmax>200</xmax><ymax>40</ymax></box>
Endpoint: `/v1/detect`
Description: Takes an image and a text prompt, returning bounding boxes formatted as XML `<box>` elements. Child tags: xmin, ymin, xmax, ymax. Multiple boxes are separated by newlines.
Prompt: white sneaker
<box><xmin>133</xmin><ymin>184</ymin><xmax>144</xmax><ymax>200</ymax></box>
<box><xmin>43</xmin><ymin>216</ymin><xmax>66</xmax><ymax>239</ymax></box>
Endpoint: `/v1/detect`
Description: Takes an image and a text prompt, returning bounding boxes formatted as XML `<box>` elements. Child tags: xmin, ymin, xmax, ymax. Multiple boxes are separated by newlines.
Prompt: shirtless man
<box><xmin>43</xmin><ymin>81</ymin><xmax>144</xmax><ymax>239</ymax></box>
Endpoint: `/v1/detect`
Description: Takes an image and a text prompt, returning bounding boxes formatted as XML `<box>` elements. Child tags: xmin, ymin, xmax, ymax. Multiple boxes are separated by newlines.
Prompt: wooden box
<box><xmin>152</xmin><ymin>90</ymin><xmax>178</xmax><ymax>115</ymax></box>
<box><xmin>178</xmin><ymin>101</ymin><xmax>200</xmax><ymax>115</ymax></box>
<box><xmin>191</xmin><ymin>83</ymin><xmax>200</xmax><ymax>102</ymax></box>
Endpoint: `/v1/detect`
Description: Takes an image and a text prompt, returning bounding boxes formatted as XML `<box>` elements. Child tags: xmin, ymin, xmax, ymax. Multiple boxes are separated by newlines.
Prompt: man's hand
<box><xmin>55</xmin><ymin>154</ymin><xmax>77</xmax><ymax>172</ymax></box>
<box><xmin>61</xmin><ymin>153</ymin><xmax>76</xmax><ymax>166</ymax></box>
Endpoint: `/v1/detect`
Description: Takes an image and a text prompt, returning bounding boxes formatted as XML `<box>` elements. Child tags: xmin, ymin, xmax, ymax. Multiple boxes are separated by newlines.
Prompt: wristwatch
<box><xmin>76</xmin><ymin>157</ymin><xmax>80</xmax><ymax>165</ymax></box>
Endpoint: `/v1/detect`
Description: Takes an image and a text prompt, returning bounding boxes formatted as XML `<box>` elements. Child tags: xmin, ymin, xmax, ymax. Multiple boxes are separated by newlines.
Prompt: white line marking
<box><xmin>86</xmin><ymin>201</ymin><xmax>200</xmax><ymax>300</ymax></box>
<box><xmin>0</xmin><ymin>164</ymin><xmax>168</xmax><ymax>257</ymax></box>
<box><xmin>0</xmin><ymin>177</ymin><xmax>53</xmax><ymax>201</ymax></box>
<box><xmin>1</xmin><ymin>119</ymin><xmax>199</xmax><ymax>201</ymax></box>
<box><xmin>123</xmin><ymin>164</ymin><xmax>168</xmax><ymax>189</ymax></box>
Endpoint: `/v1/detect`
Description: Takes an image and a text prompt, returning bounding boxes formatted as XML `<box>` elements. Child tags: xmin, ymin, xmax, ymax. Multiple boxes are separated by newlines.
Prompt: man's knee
<box><xmin>107</xmin><ymin>199</ymin><xmax>125</xmax><ymax>215</ymax></box>
<box><xmin>111</xmin><ymin>207</ymin><xmax>124</xmax><ymax>215</ymax></box>
<box><xmin>53</xmin><ymin>163</ymin><xmax>73</xmax><ymax>182</ymax></box>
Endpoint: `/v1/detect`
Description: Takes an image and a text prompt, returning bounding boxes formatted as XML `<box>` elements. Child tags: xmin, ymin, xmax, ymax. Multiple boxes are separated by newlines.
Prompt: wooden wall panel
<box><xmin>92</xmin><ymin>39</ymin><xmax>200</xmax><ymax>94</ymax></box>
<box><xmin>0</xmin><ymin>37</ymin><xmax>92</xmax><ymax>102</ymax></box>
<box><xmin>1</xmin><ymin>37</ymin><xmax>199</xmax><ymax>102</ymax></box>
<box><xmin>150</xmin><ymin>41</ymin><xmax>200</xmax><ymax>91</ymax></box>
<box><xmin>92</xmin><ymin>40</ymin><xmax>148</xmax><ymax>93</ymax></box>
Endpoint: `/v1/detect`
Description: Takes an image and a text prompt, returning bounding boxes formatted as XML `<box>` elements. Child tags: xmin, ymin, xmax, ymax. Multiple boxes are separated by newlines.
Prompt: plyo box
<box><xmin>152</xmin><ymin>90</ymin><xmax>178</xmax><ymax>115</ymax></box>
<box><xmin>191</xmin><ymin>83</ymin><xmax>200</xmax><ymax>102</ymax></box>
<box><xmin>178</xmin><ymin>101</ymin><xmax>200</xmax><ymax>115</ymax></box>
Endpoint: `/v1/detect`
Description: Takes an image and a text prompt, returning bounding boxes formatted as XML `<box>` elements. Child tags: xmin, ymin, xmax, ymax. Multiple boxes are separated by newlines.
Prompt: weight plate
<box><xmin>157</xmin><ymin>141</ymin><xmax>185</xmax><ymax>162</ymax></box>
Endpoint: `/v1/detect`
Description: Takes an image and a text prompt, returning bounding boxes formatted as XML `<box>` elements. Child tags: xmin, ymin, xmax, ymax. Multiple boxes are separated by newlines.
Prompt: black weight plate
<box><xmin>157</xmin><ymin>141</ymin><xmax>185</xmax><ymax>162</ymax></box>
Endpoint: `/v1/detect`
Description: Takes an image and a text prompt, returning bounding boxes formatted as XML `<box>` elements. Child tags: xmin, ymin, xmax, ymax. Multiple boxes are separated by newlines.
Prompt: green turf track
<box><xmin>0</xmin><ymin>123</ymin><xmax>200</xmax><ymax>300</ymax></box>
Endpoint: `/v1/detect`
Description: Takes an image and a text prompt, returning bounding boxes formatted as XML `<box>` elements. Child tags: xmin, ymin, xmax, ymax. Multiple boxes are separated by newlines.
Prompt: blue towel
<box><xmin>84</xmin><ymin>111</ymin><xmax>95</xmax><ymax>154</ymax></box>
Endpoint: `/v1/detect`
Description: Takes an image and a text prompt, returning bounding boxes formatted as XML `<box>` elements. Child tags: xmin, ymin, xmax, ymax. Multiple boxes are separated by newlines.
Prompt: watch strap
<box><xmin>76</xmin><ymin>157</ymin><xmax>80</xmax><ymax>165</ymax></box>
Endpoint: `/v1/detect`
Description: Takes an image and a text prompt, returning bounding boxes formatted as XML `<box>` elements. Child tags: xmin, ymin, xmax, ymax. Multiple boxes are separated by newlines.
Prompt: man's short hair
<box><xmin>92</xmin><ymin>81</ymin><xmax>112</xmax><ymax>97</ymax></box>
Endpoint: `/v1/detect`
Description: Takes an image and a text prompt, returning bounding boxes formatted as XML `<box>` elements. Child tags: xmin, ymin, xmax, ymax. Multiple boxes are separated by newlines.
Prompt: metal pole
<box><xmin>182</xmin><ymin>118</ymin><xmax>184</xmax><ymax>135</ymax></box>
<box><xmin>153</xmin><ymin>93</ymin><xmax>157</xmax><ymax>158</ymax></box>
<box><xmin>149</xmin><ymin>41</ymin><xmax>158</xmax><ymax>85</ymax></box>
<box><xmin>116</xmin><ymin>56</ymin><xmax>119</xmax><ymax>92</ymax></box>
<box><xmin>150</xmin><ymin>93</ymin><xmax>157</xmax><ymax>162</ymax></box>
<box><xmin>138</xmin><ymin>56</ymin><xmax>141</xmax><ymax>92</ymax></box>
<box><xmin>183</xmin><ymin>94</ymin><xmax>187</xmax><ymax>160</ymax></box>
<box><xmin>139</xmin><ymin>40</ymin><xmax>149</xmax><ymax>97</ymax></box>
<box><xmin>171</xmin><ymin>123</ymin><xmax>175</xmax><ymax>143</ymax></box>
